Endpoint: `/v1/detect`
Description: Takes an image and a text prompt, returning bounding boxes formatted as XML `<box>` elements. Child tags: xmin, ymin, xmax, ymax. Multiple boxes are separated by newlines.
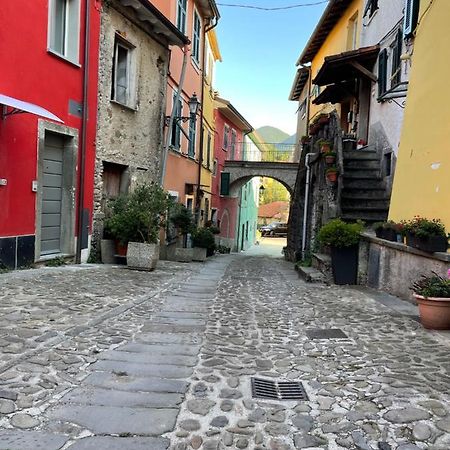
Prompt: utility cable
<box><xmin>217</xmin><ymin>1</ymin><xmax>329</xmax><ymax>11</ymax></box>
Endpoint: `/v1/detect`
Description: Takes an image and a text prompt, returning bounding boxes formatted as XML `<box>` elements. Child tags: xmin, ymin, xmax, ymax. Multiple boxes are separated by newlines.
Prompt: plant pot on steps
<box><xmin>126</xmin><ymin>242</ymin><xmax>159</xmax><ymax>271</ymax></box>
<box><xmin>330</xmin><ymin>245</ymin><xmax>359</xmax><ymax>285</ymax></box>
<box><xmin>414</xmin><ymin>294</ymin><xmax>450</xmax><ymax>329</ymax></box>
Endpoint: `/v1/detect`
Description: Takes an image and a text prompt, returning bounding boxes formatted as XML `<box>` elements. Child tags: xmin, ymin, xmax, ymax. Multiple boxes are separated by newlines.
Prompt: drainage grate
<box><xmin>251</xmin><ymin>378</ymin><xmax>308</xmax><ymax>401</ymax></box>
<box><xmin>306</xmin><ymin>328</ymin><xmax>348</xmax><ymax>340</ymax></box>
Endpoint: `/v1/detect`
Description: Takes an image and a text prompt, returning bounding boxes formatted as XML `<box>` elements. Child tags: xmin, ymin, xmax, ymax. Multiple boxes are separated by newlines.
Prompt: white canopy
<box><xmin>0</xmin><ymin>93</ymin><xmax>63</xmax><ymax>123</ymax></box>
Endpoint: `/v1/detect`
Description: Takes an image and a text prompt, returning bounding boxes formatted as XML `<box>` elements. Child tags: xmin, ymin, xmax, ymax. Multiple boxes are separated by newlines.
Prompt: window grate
<box><xmin>251</xmin><ymin>378</ymin><xmax>308</xmax><ymax>401</ymax></box>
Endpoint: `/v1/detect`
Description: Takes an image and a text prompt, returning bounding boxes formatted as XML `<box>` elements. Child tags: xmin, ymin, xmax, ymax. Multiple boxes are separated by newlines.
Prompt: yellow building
<box><xmin>389</xmin><ymin>0</ymin><xmax>450</xmax><ymax>233</ymax></box>
<box><xmin>199</xmin><ymin>29</ymin><xmax>221</xmax><ymax>225</ymax></box>
<box><xmin>292</xmin><ymin>0</ymin><xmax>363</xmax><ymax>130</ymax></box>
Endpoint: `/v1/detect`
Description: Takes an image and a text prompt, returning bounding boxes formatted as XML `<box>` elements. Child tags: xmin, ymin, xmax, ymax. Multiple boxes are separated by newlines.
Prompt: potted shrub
<box><xmin>403</xmin><ymin>217</ymin><xmax>448</xmax><ymax>252</ymax></box>
<box><xmin>107</xmin><ymin>183</ymin><xmax>170</xmax><ymax>271</ymax></box>
<box><xmin>192</xmin><ymin>227</ymin><xmax>216</xmax><ymax>259</ymax></box>
<box><xmin>325</xmin><ymin>167</ymin><xmax>338</xmax><ymax>183</ymax></box>
<box><xmin>412</xmin><ymin>272</ymin><xmax>450</xmax><ymax>329</ymax></box>
<box><xmin>324</xmin><ymin>151</ymin><xmax>336</xmax><ymax>164</ymax></box>
<box><xmin>317</xmin><ymin>219</ymin><xmax>364</xmax><ymax>285</ymax></box>
<box><xmin>169</xmin><ymin>203</ymin><xmax>195</xmax><ymax>262</ymax></box>
<box><xmin>318</xmin><ymin>139</ymin><xmax>333</xmax><ymax>153</ymax></box>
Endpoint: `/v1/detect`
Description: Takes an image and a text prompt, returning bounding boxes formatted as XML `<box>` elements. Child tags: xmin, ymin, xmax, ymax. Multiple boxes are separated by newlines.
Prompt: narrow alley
<box><xmin>0</xmin><ymin>243</ymin><xmax>449</xmax><ymax>450</ymax></box>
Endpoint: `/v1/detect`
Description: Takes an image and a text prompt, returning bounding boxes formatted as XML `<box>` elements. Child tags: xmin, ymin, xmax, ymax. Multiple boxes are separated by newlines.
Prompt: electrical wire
<box><xmin>216</xmin><ymin>1</ymin><xmax>329</xmax><ymax>11</ymax></box>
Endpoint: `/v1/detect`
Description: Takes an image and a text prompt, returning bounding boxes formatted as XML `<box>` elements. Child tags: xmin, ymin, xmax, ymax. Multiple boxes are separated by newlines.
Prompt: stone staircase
<box><xmin>341</xmin><ymin>146</ymin><xmax>390</xmax><ymax>224</ymax></box>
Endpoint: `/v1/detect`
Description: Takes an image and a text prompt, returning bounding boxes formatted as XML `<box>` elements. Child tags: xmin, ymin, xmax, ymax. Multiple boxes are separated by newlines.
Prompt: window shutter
<box><xmin>220</xmin><ymin>172</ymin><xmax>230</xmax><ymax>196</ymax></box>
<box><xmin>378</xmin><ymin>49</ymin><xmax>388</xmax><ymax>98</ymax></box>
<box><xmin>404</xmin><ymin>0</ymin><xmax>420</xmax><ymax>38</ymax></box>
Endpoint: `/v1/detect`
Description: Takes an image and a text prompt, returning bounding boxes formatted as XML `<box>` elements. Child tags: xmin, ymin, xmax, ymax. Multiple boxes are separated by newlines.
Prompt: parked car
<box><xmin>260</xmin><ymin>222</ymin><xmax>288</xmax><ymax>237</ymax></box>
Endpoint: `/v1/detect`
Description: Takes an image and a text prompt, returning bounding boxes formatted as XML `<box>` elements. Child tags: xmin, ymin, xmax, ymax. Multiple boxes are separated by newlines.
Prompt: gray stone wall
<box><xmin>92</xmin><ymin>1</ymin><xmax>170</xmax><ymax>255</ymax></box>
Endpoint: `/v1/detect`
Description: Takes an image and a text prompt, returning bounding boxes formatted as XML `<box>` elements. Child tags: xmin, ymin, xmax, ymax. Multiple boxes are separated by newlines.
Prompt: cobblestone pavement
<box><xmin>1</xmin><ymin>253</ymin><xmax>450</xmax><ymax>449</ymax></box>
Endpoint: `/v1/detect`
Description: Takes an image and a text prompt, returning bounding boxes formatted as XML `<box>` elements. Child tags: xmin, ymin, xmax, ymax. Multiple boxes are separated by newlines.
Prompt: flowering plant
<box><xmin>402</xmin><ymin>217</ymin><xmax>447</xmax><ymax>239</ymax></box>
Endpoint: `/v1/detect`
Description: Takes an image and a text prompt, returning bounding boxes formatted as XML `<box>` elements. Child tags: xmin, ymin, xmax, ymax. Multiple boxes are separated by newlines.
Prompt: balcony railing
<box><xmin>225</xmin><ymin>142</ymin><xmax>297</xmax><ymax>163</ymax></box>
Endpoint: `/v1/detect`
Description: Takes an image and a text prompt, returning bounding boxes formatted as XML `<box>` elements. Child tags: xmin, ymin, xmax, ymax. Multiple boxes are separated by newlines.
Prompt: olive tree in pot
<box><xmin>106</xmin><ymin>183</ymin><xmax>170</xmax><ymax>271</ymax></box>
<box><xmin>317</xmin><ymin>219</ymin><xmax>364</xmax><ymax>285</ymax></box>
<box><xmin>191</xmin><ymin>228</ymin><xmax>216</xmax><ymax>261</ymax></box>
<box><xmin>412</xmin><ymin>271</ymin><xmax>450</xmax><ymax>329</ymax></box>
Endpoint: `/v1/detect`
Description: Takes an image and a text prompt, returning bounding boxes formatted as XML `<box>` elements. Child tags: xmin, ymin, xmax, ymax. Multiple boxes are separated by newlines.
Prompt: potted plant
<box><xmin>107</xmin><ymin>183</ymin><xmax>170</xmax><ymax>271</ymax></box>
<box><xmin>318</xmin><ymin>113</ymin><xmax>330</xmax><ymax>125</ymax></box>
<box><xmin>169</xmin><ymin>203</ymin><xmax>195</xmax><ymax>262</ymax></box>
<box><xmin>403</xmin><ymin>217</ymin><xmax>448</xmax><ymax>252</ymax></box>
<box><xmin>326</xmin><ymin>167</ymin><xmax>338</xmax><ymax>183</ymax></box>
<box><xmin>192</xmin><ymin>227</ymin><xmax>216</xmax><ymax>259</ymax></box>
<box><xmin>317</xmin><ymin>219</ymin><xmax>364</xmax><ymax>285</ymax></box>
<box><xmin>300</xmin><ymin>135</ymin><xmax>310</xmax><ymax>145</ymax></box>
<box><xmin>412</xmin><ymin>272</ymin><xmax>450</xmax><ymax>329</ymax></box>
<box><xmin>318</xmin><ymin>139</ymin><xmax>333</xmax><ymax>153</ymax></box>
<box><xmin>373</xmin><ymin>222</ymin><xmax>385</xmax><ymax>239</ymax></box>
<box><xmin>324</xmin><ymin>151</ymin><xmax>336</xmax><ymax>164</ymax></box>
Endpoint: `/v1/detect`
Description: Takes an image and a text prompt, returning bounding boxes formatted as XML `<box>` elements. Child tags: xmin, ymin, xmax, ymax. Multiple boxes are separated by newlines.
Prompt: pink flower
<box><xmin>448</xmin><ymin>268</ymin><xmax>450</xmax><ymax>280</ymax></box>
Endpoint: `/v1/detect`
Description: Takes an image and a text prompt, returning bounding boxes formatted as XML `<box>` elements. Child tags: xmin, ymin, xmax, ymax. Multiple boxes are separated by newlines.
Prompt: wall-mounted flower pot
<box><xmin>321</xmin><ymin>144</ymin><xmax>332</xmax><ymax>153</ymax></box>
<box><xmin>326</xmin><ymin>172</ymin><xmax>338</xmax><ymax>183</ymax></box>
<box><xmin>325</xmin><ymin>155</ymin><xmax>336</xmax><ymax>164</ymax></box>
<box><xmin>414</xmin><ymin>294</ymin><xmax>450</xmax><ymax>329</ymax></box>
<box><xmin>331</xmin><ymin>245</ymin><xmax>359</xmax><ymax>285</ymax></box>
<box><xmin>318</xmin><ymin>116</ymin><xmax>330</xmax><ymax>125</ymax></box>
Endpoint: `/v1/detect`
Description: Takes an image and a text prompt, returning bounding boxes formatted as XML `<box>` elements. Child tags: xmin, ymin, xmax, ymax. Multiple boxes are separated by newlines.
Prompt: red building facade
<box><xmin>0</xmin><ymin>0</ymin><xmax>101</xmax><ymax>268</ymax></box>
<box><xmin>212</xmin><ymin>97</ymin><xmax>252</xmax><ymax>250</ymax></box>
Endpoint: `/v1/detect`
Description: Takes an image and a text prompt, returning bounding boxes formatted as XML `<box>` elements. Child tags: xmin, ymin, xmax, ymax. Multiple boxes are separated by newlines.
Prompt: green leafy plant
<box><xmin>45</xmin><ymin>256</ymin><xmax>66</xmax><ymax>267</ymax></box>
<box><xmin>324</xmin><ymin>151</ymin><xmax>336</xmax><ymax>157</ymax></box>
<box><xmin>402</xmin><ymin>217</ymin><xmax>447</xmax><ymax>239</ymax></box>
<box><xmin>169</xmin><ymin>203</ymin><xmax>194</xmax><ymax>235</ymax></box>
<box><xmin>217</xmin><ymin>245</ymin><xmax>231</xmax><ymax>254</ymax></box>
<box><xmin>191</xmin><ymin>228</ymin><xmax>216</xmax><ymax>251</ymax></box>
<box><xmin>326</xmin><ymin>167</ymin><xmax>338</xmax><ymax>175</ymax></box>
<box><xmin>106</xmin><ymin>183</ymin><xmax>170</xmax><ymax>245</ymax></box>
<box><xmin>317</xmin><ymin>219</ymin><xmax>364</xmax><ymax>248</ymax></box>
<box><xmin>412</xmin><ymin>272</ymin><xmax>450</xmax><ymax>298</ymax></box>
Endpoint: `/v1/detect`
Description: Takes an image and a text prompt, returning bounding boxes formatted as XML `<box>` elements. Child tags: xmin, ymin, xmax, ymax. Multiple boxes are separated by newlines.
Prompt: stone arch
<box><xmin>229</xmin><ymin>175</ymin><xmax>293</xmax><ymax>198</ymax></box>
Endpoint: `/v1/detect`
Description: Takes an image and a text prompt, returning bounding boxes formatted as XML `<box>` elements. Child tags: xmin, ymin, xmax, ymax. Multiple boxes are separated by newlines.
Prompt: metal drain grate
<box><xmin>251</xmin><ymin>378</ymin><xmax>308</xmax><ymax>401</ymax></box>
<box><xmin>306</xmin><ymin>328</ymin><xmax>348</xmax><ymax>339</ymax></box>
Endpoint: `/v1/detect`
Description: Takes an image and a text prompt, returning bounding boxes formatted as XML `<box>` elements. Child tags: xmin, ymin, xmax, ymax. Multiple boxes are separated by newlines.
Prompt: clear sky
<box><xmin>214</xmin><ymin>0</ymin><xmax>327</xmax><ymax>136</ymax></box>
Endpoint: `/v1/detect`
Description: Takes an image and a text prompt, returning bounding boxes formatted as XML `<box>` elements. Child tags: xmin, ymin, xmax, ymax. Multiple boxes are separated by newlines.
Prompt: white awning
<box><xmin>0</xmin><ymin>93</ymin><xmax>63</xmax><ymax>123</ymax></box>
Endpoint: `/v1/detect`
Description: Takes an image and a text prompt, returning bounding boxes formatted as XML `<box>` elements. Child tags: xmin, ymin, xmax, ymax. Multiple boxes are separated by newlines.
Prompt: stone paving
<box><xmin>0</xmin><ymin>251</ymin><xmax>450</xmax><ymax>449</ymax></box>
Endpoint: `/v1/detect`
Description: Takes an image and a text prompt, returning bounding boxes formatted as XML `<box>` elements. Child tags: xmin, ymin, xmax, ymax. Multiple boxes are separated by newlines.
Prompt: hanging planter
<box><xmin>324</xmin><ymin>151</ymin><xmax>336</xmax><ymax>164</ymax></box>
<box><xmin>326</xmin><ymin>167</ymin><xmax>338</xmax><ymax>183</ymax></box>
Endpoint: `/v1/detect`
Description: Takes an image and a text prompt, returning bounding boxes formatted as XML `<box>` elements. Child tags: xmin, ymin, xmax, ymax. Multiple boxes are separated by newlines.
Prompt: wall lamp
<box><xmin>165</xmin><ymin>93</ymin><xmax>200</xmax><ymax>126</ymax></box>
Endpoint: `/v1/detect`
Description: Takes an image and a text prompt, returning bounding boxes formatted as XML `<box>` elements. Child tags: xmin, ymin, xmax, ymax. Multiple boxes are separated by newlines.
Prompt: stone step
<box><xmin>343</xmin><ymin>150</ymin><xmax>378</xmax><ymax>160</ymax></box>
<box><xmin>341</xmin><ymin>190</ymin><xmax>389</xmax><ymax>199</ymax></box>
<box><xmin>341</xmin><ymin>198</ymin><xmax>390</xmax><ymax>209</ymax></box>
<box><xmin>341</xmin><ymin>203</ymin><xmax>390</xmax><ymax>212</ymax></box>
<box><xmin>297</xmin><ymin>266</ymin><xmax>328</xmax><ymax>284</ymax></box>
<box><xmin>343</xmin><ymin>171</ymin><xmax>382</xmax><ymax>179</ymax></box>
<box><xmin>344</xmin><ymin>159</ymin><xmax>380</xmax><ymax>169</ymax></box>
<box><xmin>340</xmin><ymin>211</ymin><xmax>389</xmax><ymax>222</ymax></box>
<box><xmin>311</xmin><ymin>253</ymin><xmax>333</xmax><ymax>284</ymax></box>
<box><xmin>343</xmin><ymin>178</ymin><xmax>386</xmax><ymax>189</ymax></box>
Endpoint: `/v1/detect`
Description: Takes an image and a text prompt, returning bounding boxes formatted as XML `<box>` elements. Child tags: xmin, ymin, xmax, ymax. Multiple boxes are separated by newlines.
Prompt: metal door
<box><xmin>40</xmin><ymin>133</ymin><xmax>64</xmax><ymax>255</ymax></box>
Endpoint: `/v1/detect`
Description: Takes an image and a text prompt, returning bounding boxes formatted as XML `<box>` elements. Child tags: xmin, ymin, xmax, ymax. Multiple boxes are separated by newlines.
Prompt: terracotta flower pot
<box><xmin>321</xmin><ymin>144</ymin><xmax>331</xmax><ymax>153</ymax></box>
<box><xmin>325</xmin><ymin>155</ymin><xmax>336</xmax><ymax>164</ymax></box>
<box><xmin>326</xmin><ymin>172</ymin><xmax>338</xmax><ymax>183</ymax></box>
<box><xmin>115</xmin><ymin>240</ymin><xmax>128</xmax><ymax>256</ymax></box>
<box><xmin>414</xmin><ymin>294</ymin><xmax>450</xmax><ymax>330</ymax></box>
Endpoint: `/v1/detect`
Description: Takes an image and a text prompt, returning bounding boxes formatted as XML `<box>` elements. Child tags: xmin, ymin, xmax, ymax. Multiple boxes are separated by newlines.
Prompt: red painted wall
<box><xmin>0</xmin><ymin>0</ymin><xmax>101</xmax><ymax>237</ymax></box>
<box><xmin>212</xmin><ymin>109</ymin><xmax>244</xmax><ymax>240</ymax></box>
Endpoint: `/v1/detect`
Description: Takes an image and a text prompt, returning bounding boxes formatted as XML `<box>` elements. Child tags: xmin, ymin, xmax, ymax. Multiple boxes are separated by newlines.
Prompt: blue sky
<box><xmin>214</xmin><ymin>0</ymin><xmax>327</xmax><ymax>136</ymax></box>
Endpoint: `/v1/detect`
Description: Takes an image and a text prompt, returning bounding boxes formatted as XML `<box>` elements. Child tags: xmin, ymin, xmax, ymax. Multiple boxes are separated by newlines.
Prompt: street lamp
<box><xmin>259</xmin><ymin>185</ymin><xmax>265</xmax><ymax>195</ymax></box>
<box><xmin>165</xmin><ymin>93</ymin><xmax>200</xmax><ymax>126</ymax></box>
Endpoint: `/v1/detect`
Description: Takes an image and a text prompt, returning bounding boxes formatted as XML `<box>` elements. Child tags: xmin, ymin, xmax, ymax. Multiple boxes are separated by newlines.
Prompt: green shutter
<box><xmin>378</xmin><ymin>49</ymin><xmax>388</xmax><ymax>98</ymax></box>
<box><xmin>220</xmin><ymin>172</ymin><xmax>230</xmax><ymax>196</ymax></box>
<box><xmin>404</xmin><ymin>0</ymin><xmax>420</xmax><ymax>37</ymax></box>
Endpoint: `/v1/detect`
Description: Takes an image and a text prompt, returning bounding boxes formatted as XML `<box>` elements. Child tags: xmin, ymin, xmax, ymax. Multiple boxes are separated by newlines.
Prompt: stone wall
<box><xmin>359</xmin><ymin>233</ymin><xmax>450</xmax><ymax>300</ymax></box>
<box><xmin>92</xmin><ymin>1</ymin><xmax>170</xmax><ymax>257</ymax></box>
<box><xmin>286</xmin><ymin>112</ymin><xmax>341</xmax><ymax>261</ymax></box>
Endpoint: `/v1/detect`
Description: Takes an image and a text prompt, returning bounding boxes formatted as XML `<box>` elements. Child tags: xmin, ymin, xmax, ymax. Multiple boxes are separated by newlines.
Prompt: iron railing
<box><xmin>225</xmin><ymin>142</ymin><xmax>297</xmax><ymax>163</ymax></box>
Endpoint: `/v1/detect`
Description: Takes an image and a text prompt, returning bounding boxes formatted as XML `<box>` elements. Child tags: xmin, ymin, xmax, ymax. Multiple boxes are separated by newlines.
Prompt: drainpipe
<box><xmin>195</xmin><ymin>16</ymin><xmax>219</xmax><ymax>225</ymax></box>
<box><xmin>301</xmin><ymin>153</ymin><xmax>315</xmax><ymax>260</ymax></box>
<box><xmin>160</xmin><ymin>44</ymin><xmax>190</xmax><ymax>186</ymax></box>
<box><xmin>75</xmin><ymin>0</ymin><xmax>91</xmax><ymax>264</ymax></box>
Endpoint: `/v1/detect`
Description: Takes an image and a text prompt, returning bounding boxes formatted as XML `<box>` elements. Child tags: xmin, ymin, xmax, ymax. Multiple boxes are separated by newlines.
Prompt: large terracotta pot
<box><xmin>414</xmin><ymin>294</ymin><xmax>450</xmax><ymax>330</ymax></box>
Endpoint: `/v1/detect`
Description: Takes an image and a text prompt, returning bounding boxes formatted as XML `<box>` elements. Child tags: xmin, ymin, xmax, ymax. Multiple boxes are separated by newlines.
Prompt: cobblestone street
<box><xmin>1</xmin><ymin>246</ymin><xmax>450</xmax><ymax>450</ymax></box>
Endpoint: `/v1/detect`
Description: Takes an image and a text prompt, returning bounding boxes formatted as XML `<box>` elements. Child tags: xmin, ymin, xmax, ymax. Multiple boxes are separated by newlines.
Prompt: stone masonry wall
<box><xmin>92</xmin><ymin>1</ymin><xmax>170</xmax><ymax>256</ymax></box>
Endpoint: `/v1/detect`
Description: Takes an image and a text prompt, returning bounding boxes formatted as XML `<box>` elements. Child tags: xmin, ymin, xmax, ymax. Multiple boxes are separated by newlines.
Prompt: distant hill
<box><xmin>256</xmin><ymin>126</ymin><xmax>289</xmax><ymax>144</ymax></box>
<box><xmin>282</xmin><ymin>134</ymin><xmax>297</xmax><ymax>145</ymax></box>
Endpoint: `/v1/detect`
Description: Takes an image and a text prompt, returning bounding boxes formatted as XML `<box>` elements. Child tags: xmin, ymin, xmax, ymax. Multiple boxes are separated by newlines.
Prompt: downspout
<box><xmin>160</xmin><ymin>44</ymin><xmax>190</xmax><ymax>186</ymax></box>
<box><xmin>301</xmin><ymin>153</ymin><xmax>315</xmax><ymax>259</ymax></box>
<box><xmin>195</xmin><ymin>16</ymin><xmax>219</xmax><ymax>225</ymax></box>
<box><xmin>75</xmin><ymin>0</ymin><xmax>91</xmax><ymax>264</ymax></box>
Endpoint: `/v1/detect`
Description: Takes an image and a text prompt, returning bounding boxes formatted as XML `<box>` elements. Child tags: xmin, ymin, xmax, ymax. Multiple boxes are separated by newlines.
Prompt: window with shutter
<box><xmin>363</xmin><ymin>0</ymin><xmax>379</xmax><ymax>18</ymax></box>
<box><xmin>391</xmin><ymin>30</ymin><xmax>403</xmax><ymax>87</ymax></box>
<box><xmin>403</xmin><ymin>0</ymin><xmax>420</xmax><ymax>38</ymax></box>
<box><xmin>378</xmin><ymin>49</ymin><xmax>388</xmax><ymax>98</ymax></box>
<box><xmin>188</xmin><ymin>118</ymin><xmax>196</xmax><ymax>158</ymax></box>
<box><xmin>171</xmin><ymin>93</ymin><xmax>183</xmax><ymax>149</ymax></box>
<box><xmin>220</xmin><ymin>172</ymin><xmax>230</xmax><ymax>196</ymax></box>
<box><xmin>177</xmin><ymin>0</ymin><xmax>187</xmax><ymax>34</ymax></box>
